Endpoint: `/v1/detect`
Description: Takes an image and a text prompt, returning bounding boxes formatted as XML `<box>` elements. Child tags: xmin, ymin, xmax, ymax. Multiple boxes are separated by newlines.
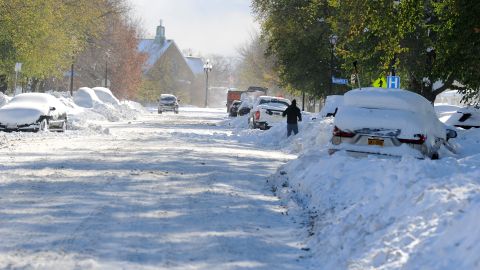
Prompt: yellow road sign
<box><xmin>373</xmin><ymin>77</ymin><xmax>387</xmax><ymax>88</ymax></box>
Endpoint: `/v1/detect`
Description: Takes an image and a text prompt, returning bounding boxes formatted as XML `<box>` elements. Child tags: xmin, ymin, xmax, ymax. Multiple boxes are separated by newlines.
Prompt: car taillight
<box><xmin>333</xmin><ymin>126</ymin><xmax>355</xmax><ymax>138</ymax></box>
<box><xmin>398</xmin><ymin>134</ymin><xmax>426</xmax><ymax>145</ymax></box>
<box><xmin>255</xmin><ymin>111</ymin><xmax>261</xmax><ymax>120</ymax></box>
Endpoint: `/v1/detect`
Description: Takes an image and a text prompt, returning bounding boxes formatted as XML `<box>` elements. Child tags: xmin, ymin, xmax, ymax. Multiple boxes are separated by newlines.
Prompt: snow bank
<box><xmin>223</xmin><ymin>100</ymin><xmax>480</xmax><ymax>269</ymax></box>
<box><xmin>73</xmin><ymin>87</ymin><xmax>102</xmax><ymax>108</ymax></box>
<box><xmin>48</xmin><ymin>91</ymin><xmax>144</xmax><ymax>132</ymax></box>
<box><xmin>0</xmin><ymin>93</ymin><xmax>11</xmax><ymax>107</ymax></box>
<box><xmin>92</xmin><ymin>87</ymin><xmax>120</xmax><ymax>105</ymax></box>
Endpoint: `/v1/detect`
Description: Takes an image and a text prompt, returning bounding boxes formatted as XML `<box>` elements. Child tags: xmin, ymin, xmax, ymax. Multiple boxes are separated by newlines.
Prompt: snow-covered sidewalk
<box><xmin>0</xmin><ymin>108</ymin><xmax>308</xmax><ymax>269</ymax></box>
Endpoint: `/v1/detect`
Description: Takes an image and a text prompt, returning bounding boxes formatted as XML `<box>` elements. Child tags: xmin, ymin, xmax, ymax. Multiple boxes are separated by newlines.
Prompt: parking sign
<box><xmin>387</xmin><ymin>76</ymin><xmax>401</xmax><ymax>89</ymax></box>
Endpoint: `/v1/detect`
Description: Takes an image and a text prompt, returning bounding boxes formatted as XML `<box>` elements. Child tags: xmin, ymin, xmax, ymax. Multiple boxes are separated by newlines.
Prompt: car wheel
<box><xmin>59</xmin><ymin>120</ymin><xmax>67</xmax><ymax>132</ymax></box>
<box><xmin>174</xmin><ymin>109</ymin><xmax>179</xmax><ymax>114</ymax></box>
<box><xmin>431</xmin><ymin>152</ymin><xmax>439</xmax><ymax>160</ymax></box>
<box><xmin>39</xmin><ymin>119</ymin><xmax>48</xmax><ymax>132</ymax></box>
<box><xmin>158</xmin><ymin>110</ymin><xmax>162</xmax><ymax>114</ymax></box>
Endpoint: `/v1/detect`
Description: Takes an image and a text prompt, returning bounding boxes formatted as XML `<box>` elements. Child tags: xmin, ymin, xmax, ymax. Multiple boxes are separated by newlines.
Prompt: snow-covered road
<box><xmin>0</xmin><ymin>108</ymin><xmax>307</xmax><ymax>269</ymax></box>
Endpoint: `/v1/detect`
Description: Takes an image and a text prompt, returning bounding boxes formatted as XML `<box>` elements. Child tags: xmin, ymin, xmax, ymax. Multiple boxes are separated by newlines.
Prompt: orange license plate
<box><xmin>368</xmin><ymin>138</ymin><xmax>384</xmax><ymax>147</ymax></box>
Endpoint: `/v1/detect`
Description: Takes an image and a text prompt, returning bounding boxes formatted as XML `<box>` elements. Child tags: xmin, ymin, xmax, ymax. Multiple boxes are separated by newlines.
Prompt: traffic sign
<box><xmin>387</xmin><ymin>76</ymin><xmax>401</xmax><ymax>89</ymax></box>
<box><xmin>332</xmin><ymin>76</ymin><xmax>349</xmax><ymax>85</ymax></box>
<box><xmin>373</xmin><ymin>77</ymin><xmax>387</xmax><ymax>88</ymax></box>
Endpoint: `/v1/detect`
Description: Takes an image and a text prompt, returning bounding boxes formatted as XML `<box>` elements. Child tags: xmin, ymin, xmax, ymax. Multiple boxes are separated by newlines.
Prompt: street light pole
<box><xmin>329</xmin><ymin>35</ymin><xmax>338</xmax><ymax>95</ymax></box>
<box><xmin>69</xmin><ymin>55</ymin><xmax>74</xmax><ymax>96</ymax></box>
<box><xmin>203</xmin><ymin>60</ymin><xmax>212</xmax><ymax>108</ymax></box>
<box><xmin>105</xmin><ymin>50</ymin><xmax>110</xmax><ymax>88</ymax></box>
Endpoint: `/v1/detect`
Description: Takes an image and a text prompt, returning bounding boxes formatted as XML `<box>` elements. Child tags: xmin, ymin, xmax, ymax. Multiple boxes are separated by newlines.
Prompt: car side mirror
<box><xmin>177</xmin><ymin>99</ymin><xmax>180</xmax><ymax>102</ymax></box>
<box><xmin>50</xmin><ymin>107</ymin><xmax>56</xmax><ymax>111</ymax></box>
<box><xmin>446</xmin><ymin>129</ymin><xmax>457</xmax><ymax>140</ymax></box>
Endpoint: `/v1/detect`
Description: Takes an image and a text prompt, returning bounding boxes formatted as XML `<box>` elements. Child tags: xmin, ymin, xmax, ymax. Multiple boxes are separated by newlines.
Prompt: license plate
<box><xmin>368</xmin><ymin>138</ymin><xmax>384</xmax><ymax>147</ymax></box>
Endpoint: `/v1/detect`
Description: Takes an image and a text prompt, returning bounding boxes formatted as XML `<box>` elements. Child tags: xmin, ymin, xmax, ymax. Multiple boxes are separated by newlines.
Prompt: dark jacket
<box><xmin>282</xmin><ymin>102</ymin><xmax>302</xmax><ymax>124</ymax></box>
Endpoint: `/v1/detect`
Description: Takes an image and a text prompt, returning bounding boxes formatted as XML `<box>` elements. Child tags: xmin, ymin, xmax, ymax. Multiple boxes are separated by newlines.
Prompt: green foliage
<box><xmin>253</xmin><ymin>0</ymin><xmax>480</xmax><ymax>102</ymax></box>
<box><xmin>0</xmin><ymin>0</ymin><xmax>107</xmax><ymax>84</ymax></box>
<box><xmin>252</xmin><ymin>0</ymin><xmax>340</xmax><ymax>98</ymax></box>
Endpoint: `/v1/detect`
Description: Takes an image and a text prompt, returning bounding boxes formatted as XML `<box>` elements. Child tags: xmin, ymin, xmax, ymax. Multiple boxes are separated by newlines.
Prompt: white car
<box><xmin>249</xmin><ymin>96</ymin><xmax>291</xmax><ymax>130</ymax></box>
<box><xmin>444</xmin><ymin>106</ymin><xmax>480</xmax><ymax>129</ymax></box>
<box><xmin>329</xmin><ymin>87</ymin><xmax>457</xmax><ymax>159</ymax></box>
<box><xmin>73</xmin><ymin>87</ymin><xmax>102</xmax><ymax>108</ymax></box>
<box><xmin>0</xmin><ymin>93</ymin><xmax>67</xmax><ymax>132</ymax></box>
<box><xmin>92</xmin><ymin>87</ymin><xmax>120</xmax><ymax>105</ymax></box>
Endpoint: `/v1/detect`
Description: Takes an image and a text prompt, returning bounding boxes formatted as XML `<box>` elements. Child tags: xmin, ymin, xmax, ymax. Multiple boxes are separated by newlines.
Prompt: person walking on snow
<box><xmin>282</xmin><ymin>99</ymin><xmax>302</xmax><ymax>137</ymax></box>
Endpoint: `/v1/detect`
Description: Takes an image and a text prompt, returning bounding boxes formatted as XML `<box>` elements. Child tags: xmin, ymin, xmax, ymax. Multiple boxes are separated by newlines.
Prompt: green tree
<box><xmin>328</xmin><ymin>0</ymin><xmax>480</xmax><ymax>102</ymax></box>
<box><xmin>253</xmin><ymin>0</ymin><xmax>480</xmax><ymax>102</ymax></box>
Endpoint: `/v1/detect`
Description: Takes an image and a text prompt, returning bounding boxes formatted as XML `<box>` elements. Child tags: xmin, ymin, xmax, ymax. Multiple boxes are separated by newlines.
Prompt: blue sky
<box><xmin>129</xmin><ymin>0</ymin><xmax>259</xmax><ymax>57</ymax></box>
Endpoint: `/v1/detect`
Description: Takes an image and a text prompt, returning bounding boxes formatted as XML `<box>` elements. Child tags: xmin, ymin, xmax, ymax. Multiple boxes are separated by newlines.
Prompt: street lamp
<box><xmin>104</xmin><ymin>49</ymin><xmax>111</xmax><ymax>88</ymax></box>
<box><xmin>203</xmin><ymin>59</ymin><xmax>213</xmax><ymax>107</ymax></box>
<box><xmin>329</xmin><ymin>34</ymin><xmax>338</xmax><ymax>95</ymax></box>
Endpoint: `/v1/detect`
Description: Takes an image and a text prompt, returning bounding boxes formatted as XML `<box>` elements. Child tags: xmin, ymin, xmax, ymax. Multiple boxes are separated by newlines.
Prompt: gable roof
<box><xmin>138</xmin><ymin>39</ymin><xmax>173</xmax><ymax>70</ymax></box>
<box><xmin>185</xmin><ymin>57</ymin><xmax>204</xmax><ymax>76</ymax></box>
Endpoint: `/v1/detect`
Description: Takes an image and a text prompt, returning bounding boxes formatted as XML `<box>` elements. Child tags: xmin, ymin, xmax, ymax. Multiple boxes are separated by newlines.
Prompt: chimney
<box><xmin>155</xmin><ymin>20</ymin><xmax>166</xmax><ymax>45</ymax></box>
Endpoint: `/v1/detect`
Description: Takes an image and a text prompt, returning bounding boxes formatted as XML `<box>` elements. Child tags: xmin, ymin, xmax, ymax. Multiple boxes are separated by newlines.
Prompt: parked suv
<box><xmin>158</xmin><ymin>94</ymin><xmax>179</xmax><ymax>114</ymax></box>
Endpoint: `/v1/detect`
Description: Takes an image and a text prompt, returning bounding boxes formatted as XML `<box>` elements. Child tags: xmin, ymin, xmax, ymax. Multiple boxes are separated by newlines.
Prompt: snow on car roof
<box><xmin>74</xmin><ymin>87</ymin><xmax>102</xmax><ymax>108</ymax></box>
<box><xmin>337</xmin><ymin>88</ymin><xmax>446</xmax><ymax>139</ymax></box>
<box><xmin>344</xmin><ymin>87</ymin><xmax>435</xmax><ymax>115</ymax></box>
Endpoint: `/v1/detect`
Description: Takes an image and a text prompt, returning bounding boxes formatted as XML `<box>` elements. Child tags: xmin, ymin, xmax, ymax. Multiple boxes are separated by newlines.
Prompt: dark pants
<box><xmin>287</xmin><ymin>123</ymin><xmax>299</xmax><ymax>137</ymax></box>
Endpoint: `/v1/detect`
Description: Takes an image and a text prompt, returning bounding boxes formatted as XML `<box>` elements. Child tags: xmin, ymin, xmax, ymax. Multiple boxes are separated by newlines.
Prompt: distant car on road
<box><xmin>329</xmin><ymin>87</ymin><xmax>457</xmax><ymax>159</ymax></box>
<box><xmin>249</xmin><ymin>96</ymin><xmax>291</xmax><ymax>130</ymax></box>
<box><xmin>229</xmin><ymin>100</ymin><xmax>242</xmax><ymax>117</ymax></box>
<box><xmin>0</xmin><ymin>93</ymin><xmax>67</xmax><ymax>132</ymax></box>
<box><xmin>158</xmin><ymin>94</ymin><xmax>179</xmax><ymax>114</ymax></box>
<box><xmin>444</xmin><ymin>106</ymin><xmax>480</xmax><ymax>129</ymax></box>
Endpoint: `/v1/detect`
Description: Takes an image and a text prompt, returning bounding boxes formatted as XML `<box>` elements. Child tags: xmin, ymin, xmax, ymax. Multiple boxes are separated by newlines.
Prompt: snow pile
<box><xmin>0</xmin><ymin>92</ymin><xmax>11</xmax><ymax>107</ymax></box>
<box><xmin>73</xmin><ymin>87</ymin><xmax>102</xmax><ymax>108</ymax></box>
<box><xmin>223</xmin><ymin>112</ymin><xmax>331</xmax><ymax>153</ymax></box>
<box><xmin>270</xmin><ymin>145</ymin><xmax>480</xmax><ymax>269</ymax></box>
<box><xmin>92</xmin><ymin>87</ymin><xmax>120</xmax><ymax>105</ymax></box>
<box><xmin>223</xmin><ymin>94</ymin><xmax>480</xmax><ymax>269</ymax></box>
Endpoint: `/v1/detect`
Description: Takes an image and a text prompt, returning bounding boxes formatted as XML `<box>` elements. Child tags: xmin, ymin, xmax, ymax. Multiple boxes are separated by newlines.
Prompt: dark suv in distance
<box><xmin>158</xmin><ymin>94</ymin><xmax>179</xmax><ymax>114</ymax></box>
<box><xmin>229</xmin><ymin>100</ymin><xmax>242</xmax><ymax>117</ymax></box>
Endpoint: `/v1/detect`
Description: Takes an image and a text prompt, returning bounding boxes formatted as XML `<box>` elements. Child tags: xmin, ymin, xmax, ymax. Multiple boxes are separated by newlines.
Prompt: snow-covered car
<box><xmin>158</xmin><ymin>94</ymin><xmax>179</xmax><ymax>114</ymax></box>
<box><xmin>329</xmin><ymin>87</ymin><xmax>457</xmax><ymax>159</ymax></box>
<box><xmin>320</xmin><ymin>95</ymin><xmax>343</xmax><ymax>117</ymax></box>
<box><xmin>237</xmin><ymin>100</ymin><xmax>252</xmax><ymax>116</ymax></box>
<box><xmin>444</xmin><ymin>106</ymin><xmax>480</xmax><ymax>129</ymax></box>
<box><xmin>0</xmin><ymin>93</ymin><xmax>67</xmax><ymax>132</ymax></box>
<box><xmin>73</xmin><ymin>87</ymin><xmax>102</xmax><ymax>108</ymax></box>
<box><xmin>249</xmin><ymin>96</ymin><xmax>291</xmax><ymax>130</ymax></box>
<box><xmin>229</xmin><ymin>100</ymin><xmax>242</xmax><ymax>117</ymax></box>
<box><xmin>92</xmin><ymin>87</ymin><xmax>120</xmax><ymax>105</ymax></box>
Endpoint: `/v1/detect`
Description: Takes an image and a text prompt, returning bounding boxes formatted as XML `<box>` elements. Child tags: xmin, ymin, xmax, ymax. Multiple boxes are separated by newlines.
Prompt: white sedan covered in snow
<box><xmin>329</xmin><ymin>87</ymin><xmax>457</xmax><ymax>159</ymax></box>
<box><xmin>0</xmin><ymin>93</ymin><xmax>67</xmax><ymax>132</ymax></box>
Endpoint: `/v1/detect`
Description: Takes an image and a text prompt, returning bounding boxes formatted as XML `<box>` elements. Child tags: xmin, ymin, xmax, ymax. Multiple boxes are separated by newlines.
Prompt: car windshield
<box><xmin>161</xmin><ymin>96</ymin><xmax>176</xmax><ymax>102</ymax></box>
